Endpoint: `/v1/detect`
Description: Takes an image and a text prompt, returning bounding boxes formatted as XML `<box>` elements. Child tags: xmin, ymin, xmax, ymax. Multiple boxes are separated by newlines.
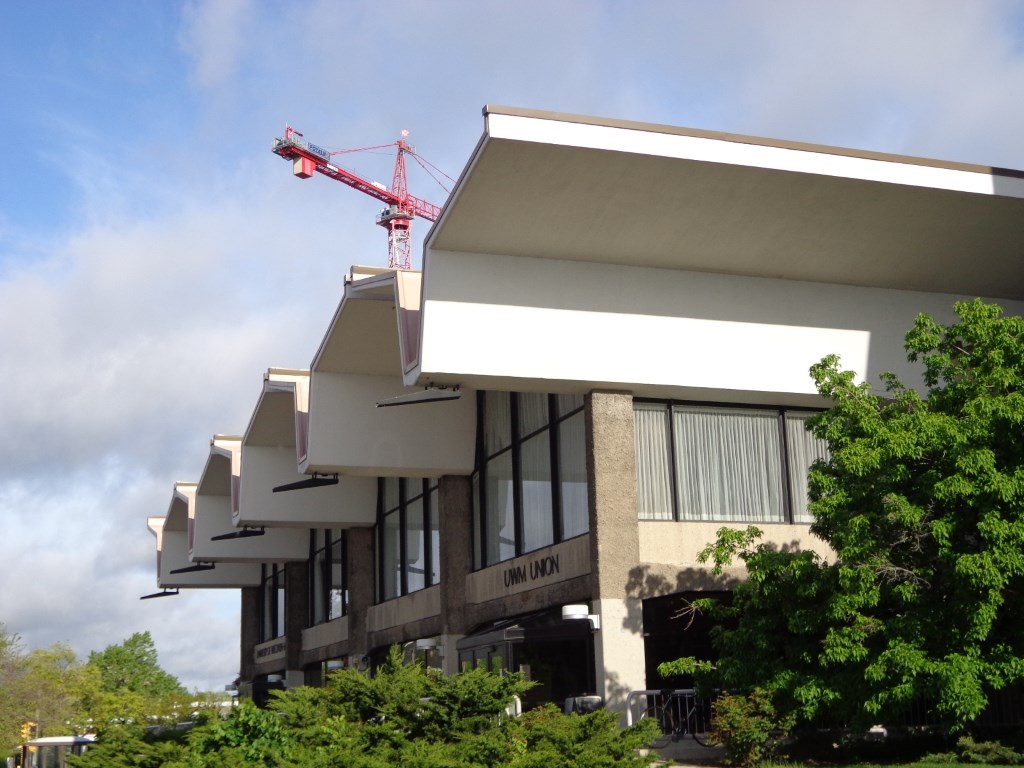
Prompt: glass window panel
<box><xmin>329</xmin><ymin>533</ymin><xmax>345</xmax><ymax>619</ymax></box>
<box><xmin>382</xmin><ymin>510</ymin><xmax>401</xmax><ymax>599</ymax></box>
<box><xmin>429</xmin><ymin>484</ymin><xmax>440</xmax><ymax>585</ymax></box>
<box><xmin>485</xmin><ymin>451</ymin><xmax>516</xmax><ymax>564</ymax></box>
<box><xmin>405</xmin><ymin>478</ymin><xmax>426</xmax><ymax>503</ymax></box>
<box><xmin>673</xmin><ymin>406</ymin><xmax>784</xmax><ymax>522</ymax></box>
<box><xmin>406</xmin><ymin>495</ymin><xmax>426</xmax><ymax>593</ymax></box>
<box><xmin>310</xmin><ymin>544</ymin><xmax>326</xmax><ymax>625</ymax></box>
<box><xmin>260</xmin><ymin>566</ymin><xmax>275</xmax><ymax>641</ymax></box>
<box><xmin>559</xmin><ymin>410</ymin><xmax>590</xmax><ymax>538</ymax></box>
<box><xmin>382</xmin><ymin>476</ymin><xmax>400</xmax><ymax>514</ymax></box>
<box><xmin>634</xmin><ymin>403</ymin><xmax>674</xmax><ymax>520</ymax></box>
<box><xmin>557</xmin><ymin>393</ymin><xmax>585</xmax><ymax>418</ymax></box>
<box><xmin>521</xmin><ymin>432</ymin><xmax>554</xmax><ymax>553</ymax></box>
<box><xmin>785</xmin><ymin>411</ymin><xmax>830</xmax><ymax>524</ymax></box>
<box><xmin>484</xmin><ymin>391</ymin><xmax>512</xmax><ymax>456</ymax></box>
<box><xmin>518</xmin><ymin>392</ymin><xmax>550</xmax><ymax>438</ymax></box>
<box><xmin>275</xmin><ymin>566</ymin><xmax>286</xmax><ymax>639</ymax></box>
<box><xmin>472</xmin><ymin>473</ymin><xmax>482</xmax><ymax>569</ymax></box>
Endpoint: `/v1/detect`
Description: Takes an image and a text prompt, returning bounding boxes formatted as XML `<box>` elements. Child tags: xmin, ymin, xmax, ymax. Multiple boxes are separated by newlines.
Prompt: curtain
<box><xmin>634</xmin><ymin>403</ymin><xmax>674</xmax><ymax>520</ymax></box>
<box><xmin>785</xmin><ymin>412</ymin><xmax>829</xmax><ymax>523</ymax></box>
<box><xmin>382</xmin><ymin>510</ymin><xmax>401</xmax><ymax>600</ymax></box>
<box><xmin>518</xmin><ymin>392</ymin><xmax>549</xmax><ymax>438</ymax></box>
<box><xmin>673</xmin><ymin>406</ymin><xmax>784</xmax><ymax>522</ymax></box>
<box><xmin>559</xmin><ymin>410</ymin><xmax>589</xmax><ymax>538</ymax></box>
<box><xmin>485</xmin><ymin>451</ymin><xmax>516</xmax><ymax>564</ymax></box>
<box><xmin>405</xmin><ymin>495</ymin><xmax>426</xmax><ymax>592</ymax></box>
<box><xmin>521</xmin><ymin>432</ymin><xmax>555</xmax><ymax>552</ymax></box>
<box><xmin>429</xmin><ymin>484</ymin><xmax>441</xmax><ymax>585</ymax></box>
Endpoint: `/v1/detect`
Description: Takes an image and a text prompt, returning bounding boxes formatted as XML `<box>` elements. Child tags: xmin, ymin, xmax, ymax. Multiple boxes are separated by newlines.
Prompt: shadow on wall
<box><xmin>620</xmin><ymin>537</ymin><xmax>811</xmax><ymax>634</ymax></box>
<box><xmin>621</xmin><ymin>565</ymin><xmax>739</xmax><ymax>636</ymax></box>
<box><xmin>603</xmin><ymin>667</ymin><xmax>635</xmax><ymax>715</ymax></box>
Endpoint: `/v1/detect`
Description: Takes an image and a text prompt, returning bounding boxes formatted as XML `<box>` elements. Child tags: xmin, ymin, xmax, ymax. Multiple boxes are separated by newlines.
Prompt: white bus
<box><xmin>6</xmin><ymin>736</ymin><xmax>94</xmax><ymax>768</ymax></box>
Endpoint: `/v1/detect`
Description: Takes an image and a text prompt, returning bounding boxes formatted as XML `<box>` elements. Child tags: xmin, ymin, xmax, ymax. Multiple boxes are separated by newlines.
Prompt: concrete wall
<box><xmin>305</xmin><ymin>371</ymin><xmax>476</xmax><ymax>476</ymax></box>
<box><xmin>236</xmin><ymin>444</ymin><xmax>377</xmax><ymax>528</ymax></box>
<box><xmin>420</xmin><ymin>250</ymin><xmax>1024</xmax><ymax>400</ymax></box>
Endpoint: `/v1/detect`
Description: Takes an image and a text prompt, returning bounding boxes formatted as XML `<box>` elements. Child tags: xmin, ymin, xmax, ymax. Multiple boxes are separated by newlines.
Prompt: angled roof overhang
<box><xmin>148</xmin><ymin>485</ymin><xmax>261</xmax><ymax>588</ymax></box>
<box><xmin>191</xmin><ymin>436</ymin><xmax>308</xmax><ymax>563</ymax></box>
<box><xmin>239</xmin><ymin>369</ymin><xmax>376</xmax><ymax>527</ymax></box>
<box><xmin>409</xmin><ymin>106</ymin><xmax>1024</xmax><ymax>401</ymax></box>
<box><xmin>304</xmin><ymin>267</ymin><xmax>475</xmax><ymax>476</ymax></box>
<box><xmin>428</xmin><ymin>105</ymin><xmax>1024</xmax><ymax>300</ymax></box>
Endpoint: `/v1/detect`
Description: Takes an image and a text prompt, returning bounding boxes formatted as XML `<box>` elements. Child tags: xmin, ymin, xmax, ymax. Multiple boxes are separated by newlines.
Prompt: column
<box><xmin>586</xmin><ymin>390</ymin><xmax>645</xmax><ymax>719</ymax></box>
<box><xmin>438</xmin><ymin>474</ymin><xmax>473</xmax><ymax>675</ymax></box>
<box><xmin>284</xmin><ymin>560</ymin><xmax>308</xmax><ymax>687</ymax></box>
<box><xmin>346</xmin><ymin>526</ymin><xmax>376</xmax><ymax>666</ymax></box>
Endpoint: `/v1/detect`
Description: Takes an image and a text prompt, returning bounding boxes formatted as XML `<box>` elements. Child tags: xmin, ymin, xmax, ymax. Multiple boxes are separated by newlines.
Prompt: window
<box><xmin>259</xmin><ymin>563</ymin><xmax>286</xmax><ymax>641</ymax></box>
<box><xmin>473</xmin><ymin>391</ymin><xmax>590</xmax><ymax>569</ymax></box>
<box><xmin>634</xmin><ymin>402</ymin><xmax>828</xmax><ymax>523</ymax></box>
<box><xmin>376</xmin><ymin>477</ymin><xmax>440</xmax><ymax>601</ymax></box>
<box><xmin>309</xmin><ymin>529</ymin><xmax>347</xmax><ymax>625</ymax></box>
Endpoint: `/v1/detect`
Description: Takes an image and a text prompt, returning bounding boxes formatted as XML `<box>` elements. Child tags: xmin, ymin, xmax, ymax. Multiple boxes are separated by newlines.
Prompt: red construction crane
<box><xmin>271</xmin><ymin>126</ymin><xmax>445</xmax><ymax>270</ymax></box>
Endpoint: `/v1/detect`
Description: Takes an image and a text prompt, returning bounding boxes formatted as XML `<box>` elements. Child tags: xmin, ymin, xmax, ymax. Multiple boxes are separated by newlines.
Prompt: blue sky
<box><xmin>3</xmin><ymin>0</ymin><xmax>1024</xmax><ymax>692</ymax></box>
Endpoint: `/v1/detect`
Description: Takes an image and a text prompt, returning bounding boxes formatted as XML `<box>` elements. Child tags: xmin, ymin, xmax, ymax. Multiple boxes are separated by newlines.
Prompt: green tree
<box><xmin>79</xmin><ymin>631</ymin><xmax>190</xmax><ymax>734</ymax></box>
<box><xmin>0</xmin><ymin>624</ymin><xmax>27</xmax><ymax>750</ymax></box>
<box><xmin>86</xmin><ymin>632</ymin><xmax>185</xmax><ymax>700</ymax></box>
<box><xmin>665</xmin><ymin>299</ymin><xmax>1024</xmax><ymax>734</ymax></box>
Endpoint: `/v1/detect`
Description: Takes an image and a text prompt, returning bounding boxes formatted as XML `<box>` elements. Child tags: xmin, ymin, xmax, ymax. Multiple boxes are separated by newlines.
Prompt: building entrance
<box><xmin>457</xmin><ymin>609</ymin><xmax>595</xmax><ymax>711</ymax></box>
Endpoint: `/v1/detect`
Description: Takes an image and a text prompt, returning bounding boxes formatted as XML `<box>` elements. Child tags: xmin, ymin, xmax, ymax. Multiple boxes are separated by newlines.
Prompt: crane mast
<box><xmin>271</xmin><ymin>127</ymin><xmax>441</xmax><ymax>270</ymax></box>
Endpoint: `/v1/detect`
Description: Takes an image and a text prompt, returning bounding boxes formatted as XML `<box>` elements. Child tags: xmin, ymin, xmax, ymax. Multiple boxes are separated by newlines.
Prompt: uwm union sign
<box><xmin>503</xmin><ymin>553</ymin><xmax>561</xmax><ymax>588</ymax></box>
<box><xmin>468</xmin><ymin>537</ymin><xmax>589</xmax><ymax>603</ymax></box>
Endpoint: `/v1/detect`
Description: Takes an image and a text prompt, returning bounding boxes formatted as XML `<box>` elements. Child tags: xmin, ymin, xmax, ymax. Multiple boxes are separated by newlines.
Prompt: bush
<box><xmin>942</xmin><ymin>735</ymin><xmax>1023</xmax><ymax>765</ymax></box>
<box><xmin>711</xmin><ymin>688</ymin><xmax>794</xmax><ymax>767</ymax></box>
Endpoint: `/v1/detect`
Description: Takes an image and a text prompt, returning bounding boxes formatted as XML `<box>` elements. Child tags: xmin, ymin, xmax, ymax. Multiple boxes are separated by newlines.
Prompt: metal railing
<box><xmin>626</xmin><ymin>688</ymin><xmax>714</xmax><ymax>745</ymax></box>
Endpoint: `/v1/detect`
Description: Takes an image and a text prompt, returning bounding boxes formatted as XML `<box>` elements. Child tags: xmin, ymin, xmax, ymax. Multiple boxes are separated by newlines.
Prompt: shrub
<box><xmin>711</xmin><ymin>688</ymin><xmax>794</xmax><ymax>767</ymax></box>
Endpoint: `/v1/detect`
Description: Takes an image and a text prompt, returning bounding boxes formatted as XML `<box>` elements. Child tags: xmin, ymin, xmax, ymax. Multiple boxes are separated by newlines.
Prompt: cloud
<box><xmin>179</xmin><ymin>0</ymin><xmax>257</xmax><ymax>90</ymax></box>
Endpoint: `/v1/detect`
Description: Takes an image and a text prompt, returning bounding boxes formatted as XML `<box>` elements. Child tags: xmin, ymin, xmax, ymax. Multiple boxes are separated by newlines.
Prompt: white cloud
<box><xmin>179</xmin><ymin>0</ymin><xmax>256</xmax><ymax>90</ymax></box>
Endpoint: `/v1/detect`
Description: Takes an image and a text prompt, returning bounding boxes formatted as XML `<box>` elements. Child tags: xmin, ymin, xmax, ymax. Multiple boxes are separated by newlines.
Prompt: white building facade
<box><xmin>148</xmin><ymin>106</ymin><xmax>1024</xmax><ymax>713</ymax></box>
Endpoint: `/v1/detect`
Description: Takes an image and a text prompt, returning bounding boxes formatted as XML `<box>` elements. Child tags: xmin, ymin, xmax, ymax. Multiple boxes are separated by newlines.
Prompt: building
<box><xmin>147</xmin><ymin>106</ymin><xmax>1024</xmax><ymax>715</ymax></box>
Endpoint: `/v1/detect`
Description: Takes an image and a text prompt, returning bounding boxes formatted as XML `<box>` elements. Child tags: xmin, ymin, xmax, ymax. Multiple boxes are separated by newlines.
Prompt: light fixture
<box><xmin>139</xmin><ymin>588</ymin><xmax>179</xmax><ymax>600</ymax></box>
<box><xmin>273</xmin><ymin>473</ymin><xmax>339</xmax><ymax>493</ymax></box>
<box><xmin>562</xmin><ymin>604</ymin><xmax>601</xmax><ymax>631</ymax></box>
<box><xmin>211</xmin><ymin>527</ymin><xmax>266</xmax><ymax>541</ymax></box>
<box><xmin>376</xmin><ymin>386</ymin><xmax>461</xmax><ymax>408</ymax></box>
<box><xmin>169</xmin><ymin>562</ymin><xmax>215</xmax><ymax>574</ymax></box>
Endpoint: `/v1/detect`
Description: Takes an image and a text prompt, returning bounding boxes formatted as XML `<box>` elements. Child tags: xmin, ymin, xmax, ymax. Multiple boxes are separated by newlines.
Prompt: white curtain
<box><xmin>634</xmin><ymin>403</ymin><xmax>674</xmax><ymax>520</ymax></box>
<box><xmin>485</xmin><ymin>391</ymin><xmax>512</xmax><ymax>455</ymax></box>
<box><xmin>559</xmin><ymin>411</ymin><xmax>590</xmax><ymax>538</ymax></box>
<box><xmin>521</xmin><ymin>432</ymin><xmax>555</xmax><ymax>552</ymax></box>
<box><xmin>673</xmin><ymin>406</ymin><xmax>784</xmax><ymax>522</ymax></box>
<box><xmin>518</xmin><ymin>392</ymin><xmax>549</xmax><ymax>438</ymax></box>
<box><xmin>429</xmin><ymin>484</ymin><xmax>441</xmax><ymax>585</ymax></box>
<box><xmin>485</xmin><ymin>451</ymin><xmax>516</xmax><ymax>564</ymax></box>
<box><xmin>382</xmin><ymin>510</ymin><xmax>401</xmax><ymax>599</ymax></box>
<box><xmin>785</xmin><ymin>412</ymin><xmax>830</xmax><ymax>523</ymax></box>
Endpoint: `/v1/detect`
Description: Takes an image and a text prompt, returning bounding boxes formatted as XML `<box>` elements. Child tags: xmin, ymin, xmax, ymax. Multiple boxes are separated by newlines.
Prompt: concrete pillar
<box><xmin>285</xmin><ymin>560</ymin><xmax>308</xmax><ymax>683</ymax></box>
<box><xmin>346</xmin><ymin>526</ymin><xmax>376</xmax><ymax>664</ymax></box>
<box><xmin>239</xmin><ymin>586</ymin><xmax>260</xmax><ymax>683</ymax></box>
<box><xmin>438</xmin><ymin>474</ymin><xmax>473</xmax><ymax>675</ymax></box>
<box><xmin>586</xmin><ymin>390</ymin><xmax>645</xmax><ymax>719</ymax></box>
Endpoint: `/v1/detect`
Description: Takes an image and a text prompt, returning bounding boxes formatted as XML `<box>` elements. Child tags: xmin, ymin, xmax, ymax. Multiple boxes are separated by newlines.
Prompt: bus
<box><xmin>6</xmin><ymin>736</ymin><xmax>94</xmax><ymax>768</ymax></box>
